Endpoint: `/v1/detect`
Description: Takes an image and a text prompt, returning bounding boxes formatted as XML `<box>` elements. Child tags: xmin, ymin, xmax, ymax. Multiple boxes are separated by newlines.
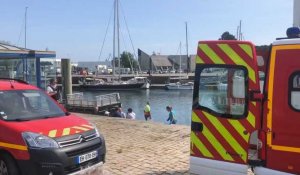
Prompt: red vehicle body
<box><xmin>0</xmin><ymin>79</ymin><xmax>105</xmax><ymax>175</ymax></box>
<box><xmin>190</xmin><ymin>29</ymin><xmax>300</xmax><ymax>175</ymax></box>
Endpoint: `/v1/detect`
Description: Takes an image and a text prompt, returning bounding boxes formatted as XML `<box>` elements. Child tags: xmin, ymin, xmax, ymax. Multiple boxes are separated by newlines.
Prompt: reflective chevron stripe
<box><xmin>192</xmin><ymin>41</ymin><xmax>259</xmax><ymax>165</ymax></box>
<box><xmin>200</xmin><ymin>44</ymin><xmax>225</xmax><ymax>64</ymax></box>
<box><xmin>218</xmin><ymin>44</ymin><xmax>256</xmax><ymax>82</ymax></box>
<box><xmin>47</xmin><ymin>124</ymin><xmax>93</xmax><ymax>138</ymax></box>
<box><xmin>202</xmin><ymin>111</ymin><xmax>247</xmax><ymax>162</ymax></box>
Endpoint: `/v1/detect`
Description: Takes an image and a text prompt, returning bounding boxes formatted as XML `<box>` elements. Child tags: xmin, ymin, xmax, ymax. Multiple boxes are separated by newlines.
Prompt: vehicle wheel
<box><xmin>0</xmin><ymin>153</ymin><xmax>19</xmax><ymax>175</ymax></box>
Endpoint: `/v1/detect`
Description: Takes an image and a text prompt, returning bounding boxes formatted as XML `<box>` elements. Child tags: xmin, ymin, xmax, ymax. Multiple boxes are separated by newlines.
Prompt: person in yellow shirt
<box><xmin>144</xmin><ymin>102</ymin><xmax>151</xmax><ymax>121</ymax></box>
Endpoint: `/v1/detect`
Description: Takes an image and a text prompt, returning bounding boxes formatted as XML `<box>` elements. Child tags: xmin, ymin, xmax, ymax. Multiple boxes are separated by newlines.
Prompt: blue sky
<box><xmin>0</xmin><ymin>0</ymin><xmax>293</xmax><ymax>61</ymax></box>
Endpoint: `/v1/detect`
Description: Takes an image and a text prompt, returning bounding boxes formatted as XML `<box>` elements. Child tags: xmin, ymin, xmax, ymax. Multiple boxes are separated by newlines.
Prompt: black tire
<box><xmin>0</xmin><ymin>153</ymin><xmax>19</xmax><ymax>175</ymax></box>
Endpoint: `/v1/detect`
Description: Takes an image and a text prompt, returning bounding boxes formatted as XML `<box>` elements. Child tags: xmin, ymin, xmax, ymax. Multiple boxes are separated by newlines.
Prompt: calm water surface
<box><xmin>82</xmin><ymin>89</ymin><xmax>193</xmax><ymax>125</ymax></box>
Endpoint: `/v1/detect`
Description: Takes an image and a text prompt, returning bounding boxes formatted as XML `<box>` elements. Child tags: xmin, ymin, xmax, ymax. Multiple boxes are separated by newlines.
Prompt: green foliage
<box><xmin>219</xmin><ymin>32</ymin><xmax>237</xmax><ymax>40</ymax></box>
<box><xmin>111</xmin><ymin>51</ymin><xmax>137</xmax><ymax>70</ymax></box>
<box><xmin>120</xmin><ymin>51</ymin><xmax>137</xmax><ymax>69</ymax></box>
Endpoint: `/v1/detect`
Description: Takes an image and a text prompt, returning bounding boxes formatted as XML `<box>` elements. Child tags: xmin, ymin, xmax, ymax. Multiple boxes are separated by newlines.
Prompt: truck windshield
<box><xmin>0</xmin><ymin>90</ymin><xmax>65</xmax><ymax>121</ymax></box>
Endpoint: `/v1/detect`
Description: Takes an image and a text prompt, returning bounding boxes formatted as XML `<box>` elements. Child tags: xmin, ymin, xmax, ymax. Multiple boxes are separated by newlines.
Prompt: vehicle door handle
<box><xmin>191</xmin><ymin>122</ymin><xmax>203</xmax><ymax>132</ymax></box>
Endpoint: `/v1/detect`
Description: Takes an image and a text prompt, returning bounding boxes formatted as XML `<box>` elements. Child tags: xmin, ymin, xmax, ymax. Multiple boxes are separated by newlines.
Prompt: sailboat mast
<box><xmin>117</xmin><ymin>0</ymin><xmax>121</xmax><ymax>81</ymax></box>
<box><xmin>179</xmin><ymin>42</ymin><xmax>182</xmax><ymax>78</ymax></box>
<box><xmin>113</xmin><ymin>0</ymin><xmax>116</xmax><ymax>77</ymax></box>
<box><xmin>25</xmin><ymin>7</ymin><xmax>28</xmax><ymax>49</ymax></box>
<box><xmin>185</xmin><ymin>22</ymin><xmax>189</xmax><ymax>73</ymax></box>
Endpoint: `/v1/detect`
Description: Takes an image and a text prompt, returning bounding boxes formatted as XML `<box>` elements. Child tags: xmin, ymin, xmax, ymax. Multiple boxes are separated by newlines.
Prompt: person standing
<box><xmin>47</xmin><ymin>78</ymin><xmax>59</xmax><ymax>101</ymax></box>
<box><xmin>144</xmin><ymin>102</ymin><xmax>151</xmax><ymax>121</ymax></box>
<box><xmin>166</xmin><ymin>105</ymin><xmax>177</xmax><ymax>125</ymax></box>
<box><xmin>126</xmin><ymin>108</ymin><xmax>136</xmax><ymax>119</ymax></box>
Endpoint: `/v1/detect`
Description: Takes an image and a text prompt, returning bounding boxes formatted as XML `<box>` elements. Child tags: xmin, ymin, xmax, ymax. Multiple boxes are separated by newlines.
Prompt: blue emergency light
<box><xmin>286</xmin><ymin>27</ymin><xmax>300</xmax><ymax>38</ymax></box>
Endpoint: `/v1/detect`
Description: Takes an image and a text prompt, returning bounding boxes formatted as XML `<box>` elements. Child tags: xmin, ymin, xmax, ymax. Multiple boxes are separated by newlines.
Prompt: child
<box><xmin>166</xmin><ymin>106</ymin><xmax>177</xmax><ymax>124</ymax></box>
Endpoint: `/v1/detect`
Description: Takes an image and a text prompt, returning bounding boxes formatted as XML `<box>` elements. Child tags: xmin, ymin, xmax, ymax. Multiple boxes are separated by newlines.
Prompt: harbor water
<box><xmin>82</xmin><ymin>89</ymin><xmax>193</xmax><ymax>125</ymax></box>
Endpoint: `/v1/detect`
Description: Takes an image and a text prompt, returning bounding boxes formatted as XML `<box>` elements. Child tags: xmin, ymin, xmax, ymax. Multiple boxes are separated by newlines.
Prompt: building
<box><xmin>138</xmin><ymin>49</ymin><xmax>196</xmax><ymax>73</ymax></box>
<box><xmin>0</xmin><ymin>43</ymin><xmax>56</xmax><ymax>89</ymax></box>
<box><xmin>76</xmin><ymin>61</ymin><xmax>112</xmax><ymax>73</ymax></box>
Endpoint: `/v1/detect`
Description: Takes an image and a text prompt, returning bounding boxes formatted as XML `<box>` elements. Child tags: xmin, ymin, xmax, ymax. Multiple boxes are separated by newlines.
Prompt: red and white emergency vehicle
<box><xmin>0</xmin><ymin>79</ymin><xmax>105</xmax><ymax>175</ymax></box>
<box><xmin>190</xmin><ymin>28</ymin><xmax>300</xmax><ymax>175</ymax></box>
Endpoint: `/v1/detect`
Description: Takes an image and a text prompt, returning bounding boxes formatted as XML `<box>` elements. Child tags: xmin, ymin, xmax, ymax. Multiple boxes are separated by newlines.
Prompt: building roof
<box><xmin>0</xmin><ymin>43</ymin><xmax>56</xmax><ymax>58</ymax></box>
<box><xmin>168</xmin><ymin>55</ymin><xmax>188</xmax><ymax>68</ymax></box>
<box><xmin>151</xmin><ymin>55</ymin><xmax>172</xmax><ymax>67</ymax></box>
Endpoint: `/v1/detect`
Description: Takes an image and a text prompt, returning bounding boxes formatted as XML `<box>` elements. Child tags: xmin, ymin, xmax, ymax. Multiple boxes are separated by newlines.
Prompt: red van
<box><xmin>0</xmin><ymin>78</ymin><xmax>106</xmax><ymax>175</ymax></box>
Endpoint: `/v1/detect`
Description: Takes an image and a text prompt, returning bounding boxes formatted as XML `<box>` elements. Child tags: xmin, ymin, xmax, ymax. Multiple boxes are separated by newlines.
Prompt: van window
<box><xmin>197</xmin><ymin>67</ymin><xmax>248</xmax><ymax>118</ymax></box>
<box><xmin>290</xmin><ymin>72</ymin><xmax>300</xmax><ymax>110</ymax></box>
<box><xmin>0</xmin><ymin>90</ymin><xmax>65</xmax><ymax>121</ymax></box>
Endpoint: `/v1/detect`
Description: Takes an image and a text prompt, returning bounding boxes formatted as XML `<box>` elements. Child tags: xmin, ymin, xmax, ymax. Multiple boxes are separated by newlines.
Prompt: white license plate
<box><xmin>76</xmin><ymin>151</ymin><xmax>98</xmax><ymax>164</ymax></box>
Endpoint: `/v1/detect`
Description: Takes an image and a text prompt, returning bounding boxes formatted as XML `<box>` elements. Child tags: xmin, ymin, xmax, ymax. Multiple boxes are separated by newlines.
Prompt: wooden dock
<box><xmin>66</xmin><ymin>92</ymin><xmax>121</xmax><ymax>113</ymax></box>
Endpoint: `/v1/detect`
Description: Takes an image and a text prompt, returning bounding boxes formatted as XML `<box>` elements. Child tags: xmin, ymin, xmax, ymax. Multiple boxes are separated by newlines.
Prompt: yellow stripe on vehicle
<box><xmin>228</xmin><ymin>120</ymin><xmax>249</xmax><ymax>142</ymax></box>
<box><xmin>203</xmin><ymin>111</ymin><xmax>247</xmax><ymax>162</ymax></box>
<box><xmin>0</xmin><ymin>142</ymin><xmax>27</xmax><ymax>151</ymax></box>
<box><xmin>239</xmin><ymin>44</ymin><xmax>253</xmax><ymax>59</ymax></box>
<box><xmin>195</xmin><ymin>55</ymin><xmax>204</xmax><ymax>64</ymax></box>
<box><xmin>200</xmin><ymin>44</ymin><xmax>225</xmax><ymax>64</ymax></box>
<box><xmin>48</xmin><ymin>130</ymin><xmax>57</xmax><ymax>138</ymax></box>
<box><xmin>251</xmin><ymin>102</ymin><xmax>256</xmax><ymax>106</ymax></box>
<box><xmin>247</xmin><ymin>111</ymin><xmax>256</xmax><ymax>128</ymax></box>
<box><xmin>267</xmin><ymin>46</ymin><xmax>277</xmax><ymax>146</ymax></box>
<box><xmin>192</xmin><ymin>112</ymin><xmax>234</xmax><ymax>161</ymax></box>
<box><xmin>272</xmin><ymin>145</ymin><xmax>300</xmax><ymax>154</ymax></box>
<box><xmin>191</xmin><ymin>131</ymin><xmax>214</xmax><ymax>158</ymax></box>
<box><xmin>62</xmin><ymin>128</ymin><xmax>71</xmax><ymax>136</ymax></box>
<box><xmin>72</xmin><ymin>126</ymin><xmax>89</xmax><ymax>131</ymax></box>
<box><xmin>218</xmin><ymin>44</ymin><xmax>256</xmax><ymax>83</ymax></box>
<box><xmin>81</xmin><ymin>124</ymin><xmax>94</xmax><ymax>129</ymax></box>
<box><xmin>267</xmin><ymin>45</ymin><xmax>300</xmax><ymax>148</ymax></box>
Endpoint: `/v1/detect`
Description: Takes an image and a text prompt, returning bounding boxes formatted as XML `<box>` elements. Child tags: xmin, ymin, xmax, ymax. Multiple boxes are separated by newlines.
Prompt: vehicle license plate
<box><xmin>77</xmin><ymin>151</ymin><xmax>98</xmax><ymax>164</ymax></box>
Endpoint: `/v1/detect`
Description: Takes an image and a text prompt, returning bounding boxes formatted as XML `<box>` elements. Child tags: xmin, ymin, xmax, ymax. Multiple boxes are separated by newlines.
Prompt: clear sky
<box><xmin>0</xmin><ymin>0</ymin><xmax>293</xmax><ymax>62</ymax></box>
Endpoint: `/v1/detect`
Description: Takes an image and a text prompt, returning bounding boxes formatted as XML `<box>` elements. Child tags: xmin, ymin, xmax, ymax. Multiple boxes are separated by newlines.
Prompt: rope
<box><xmin>119</xmin><ymin>1</ymin><xmax>141</xmax><ymax>72</ymax></box>
<box><xmin>98</xmin><ymin>3</ymin><xmax>114</xmax><ymax>62</ymax></box>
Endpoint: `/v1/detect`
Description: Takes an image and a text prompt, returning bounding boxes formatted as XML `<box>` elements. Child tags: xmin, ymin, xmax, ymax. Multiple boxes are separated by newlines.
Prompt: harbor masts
<box><xmin>185</xmin><ymin>22</ymin><xmax>189</xmax><ymax>73</ymax></box>
<box><xmin>113</xmin><ymin>0</ymin><xmax>116</xmax><ymax>77</ymax></box>
<box><xmin>25</xmin><ymin>7</ymin><xmax>28</xmax><ymax>48</ymax></box>
<box><xmin>117</xmin><ymin>0</ymin><xmax>121</xmax><ymax>81</ymax></box>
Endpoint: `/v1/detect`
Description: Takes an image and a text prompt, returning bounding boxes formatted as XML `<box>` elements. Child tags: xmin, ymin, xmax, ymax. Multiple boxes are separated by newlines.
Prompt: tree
<box><xmin>120</xmin><ymin>51</ymin><xmax>138</xmax><ymax>70</ymax></box>
<box><xmin>219</xmin><ymin>32</ymin><xmax>237</xmax><ymax>40</ymax></box>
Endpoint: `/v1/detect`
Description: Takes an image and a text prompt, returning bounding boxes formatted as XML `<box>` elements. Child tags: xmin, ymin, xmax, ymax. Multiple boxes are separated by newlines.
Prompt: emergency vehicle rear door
<box><xmin>191</xmin><ymin>41</ymin><xmax>261</xmax><ymax>174</ymax></box>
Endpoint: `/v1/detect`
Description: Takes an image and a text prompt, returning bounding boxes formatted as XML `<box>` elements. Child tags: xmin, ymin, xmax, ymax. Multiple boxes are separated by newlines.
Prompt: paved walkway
<box><xmin>77</xmin><ymin>113</ymin><xmax>254</xmax><ymax>175</ymax></box>
<box><xmin>77</xmin><ymin>113</ymin><xmax>190</xmax><ymax>175</ymax></box>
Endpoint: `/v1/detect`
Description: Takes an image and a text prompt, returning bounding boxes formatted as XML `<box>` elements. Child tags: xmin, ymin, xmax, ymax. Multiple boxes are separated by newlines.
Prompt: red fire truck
<box><xmin>190</xmin><ymin>27</ymin><xmax>300</xmax><ymax>175</ymax></box>
<box><xmin>0</xmin><ymin>79</ymin><xmax>105</xmax><ymax>175</ymax></box>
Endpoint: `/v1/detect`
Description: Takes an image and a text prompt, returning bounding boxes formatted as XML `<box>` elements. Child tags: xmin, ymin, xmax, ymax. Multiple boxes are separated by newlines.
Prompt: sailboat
<box><xmin>79</xmin><ymin>0</ymin><xmax>147</xmax><ymax>90</ymax></box>
<box><xmin>165</xmin><ymin>41</ymin><xmax>194</xmax><ymax>90</ymax></box>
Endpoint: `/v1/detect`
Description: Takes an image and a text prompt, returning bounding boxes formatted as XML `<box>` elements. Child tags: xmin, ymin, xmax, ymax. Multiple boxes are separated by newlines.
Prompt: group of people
<box><xmin>144</xmin><ymin>102</ymin><xmax>177</xmax><ymax>124</ymax></box>
<box><xmin>112</xmin><ymin>107</ymin><xmax>136</xmax><ymax>119</ymax></box>
<box><xmin>47</xmin><ymin>79</ymin><xmax>177</xmax><ymax>125</ymax></box>
<box><xmin>111</xmin><ymin>101</ymin><xmax>177</xmax><ymax>125</ymax></box>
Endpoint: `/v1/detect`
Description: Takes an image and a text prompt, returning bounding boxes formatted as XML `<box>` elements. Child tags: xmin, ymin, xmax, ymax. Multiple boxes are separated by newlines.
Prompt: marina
<box><xmin>82</xmin><ymin>89</ymin><xmax>193</xmax><ymax>125</ymax></box>
<box><xmin>0</xmin><ymin>0</ymin><xmax>299</xmax><ymax>175</ymax></box>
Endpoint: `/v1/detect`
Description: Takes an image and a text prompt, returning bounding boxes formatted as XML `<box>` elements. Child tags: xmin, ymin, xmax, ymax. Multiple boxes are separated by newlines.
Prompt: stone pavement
<box><xmin>77</xmin><ymin>113</ymin><xmax>254</xmax><ymax>175</ymax></box>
